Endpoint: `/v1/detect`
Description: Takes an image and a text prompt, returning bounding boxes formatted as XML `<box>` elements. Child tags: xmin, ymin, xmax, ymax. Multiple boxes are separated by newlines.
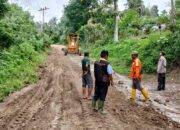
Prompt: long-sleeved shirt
<box><xmin>130</xmin><ymin>58</ymin><xmax>142</xmax><ymax>79</ymax></box>
<box><xmin>157</xmin><ymin>56</ymin><xmax>167</xmax><ymax>73</ymax></box>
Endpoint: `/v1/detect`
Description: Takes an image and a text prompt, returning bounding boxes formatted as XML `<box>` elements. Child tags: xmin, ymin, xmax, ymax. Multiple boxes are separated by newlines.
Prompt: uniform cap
<box><xmin>132</xmin><ymin>51</ymin><xmax>138</xmax><ymax>55</ymax></box>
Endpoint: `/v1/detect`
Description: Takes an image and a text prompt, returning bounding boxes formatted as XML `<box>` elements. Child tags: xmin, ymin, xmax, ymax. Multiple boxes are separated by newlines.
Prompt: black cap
<box><xmin>84</xmin><ymin>51</ymin><xmax>89</xmax><ymax>56</ymax></box>
<box><xmin>161</xmin><ymin>51</ymin><xmax>165</xmax><ymax>56</ymax></box>
<box><xmin>101</xmin><ymin>50</ymin><xmax>109</xmax><ymax>57</ymax></box>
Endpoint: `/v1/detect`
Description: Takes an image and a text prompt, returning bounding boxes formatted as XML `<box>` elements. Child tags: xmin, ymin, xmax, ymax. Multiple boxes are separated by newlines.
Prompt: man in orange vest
<box><xmin>129</xmin><ymin>51</ymin><xmax>150</xmax><ymax>100</ymax></box>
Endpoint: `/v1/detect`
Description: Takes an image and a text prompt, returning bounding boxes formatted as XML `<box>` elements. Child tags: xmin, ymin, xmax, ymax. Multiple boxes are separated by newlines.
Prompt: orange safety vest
<box><xmin>130</xmin><ymin>58</ymin><xmax>142</xmax><ymax>79</ymax></box>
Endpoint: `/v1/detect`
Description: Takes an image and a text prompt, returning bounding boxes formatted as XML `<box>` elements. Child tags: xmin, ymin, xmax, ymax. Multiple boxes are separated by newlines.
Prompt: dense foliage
<box><xmin>44</xmin><ymin>17</ymin><xmax>60</xmax><ymax>43</ymax></box>
<box><xmin>0</xmin><ymin>0</ymin><xmax>8</xmax><ymax>18</ymax></box>
<box><xmin>58</xmin><ymin>0</ymin><xmax>180</xmax><ymax>74</ymax></box>
<box><xmin>0</xmin><ymin>3</ymin><xmax>51</xmax><ymax>101</ymax></box>
<box><xmin>89</xmin><ymin>30</ymin><xmax>180</xmax><ymax>74</ymax></box>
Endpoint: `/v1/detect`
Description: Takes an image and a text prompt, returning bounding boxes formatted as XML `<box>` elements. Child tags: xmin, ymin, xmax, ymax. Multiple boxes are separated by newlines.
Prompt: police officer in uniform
<box><xmin>157</xmin><ymin>51</ymin><xmax>167</xmax><ymax>91</ymax></box>
<box><xmin>92</xmin><ymin>50</ymin><xmax>114</xmax><ymax>113</ymax></box>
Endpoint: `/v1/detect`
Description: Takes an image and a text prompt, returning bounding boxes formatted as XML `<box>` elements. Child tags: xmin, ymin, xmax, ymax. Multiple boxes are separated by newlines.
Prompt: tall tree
<box><xmin>113</xmin><ymin>0</ymin><xmax>118</xmax><ymax>42</ymax></box>
<box><xmin>102</xmin><ymin>0</ymin><xmax>119</xmax><ymax>41</ymax></box>
<box><xmin>170</xmin><ymin>0</ymin><xmax>176</xmax><ymax>24</ymax></box>
<box><xmin>0</xmin><ymin>4</ymin><xmax>41</xmax><ymax>48</ymax></box>
<box><xmin>175</xmin><ymin>0</ymin><xmax>180</xmax><ymax>19</ymax></box>
<box><xmin>63</xmin><ymin>0</ymin><xmax>98</xmax><ymax>32</ymax></box>
<box><xmin>161</xmin><ymin>10</ymin><xmax>168</xmax><ymax>16</ymax></box>
<box><xmin>0</xmin><ymin>0</ymin><xmax>8</xmax><ymax>18</ymax></box>
<box><xmin>127</xmin><ymin>0</ymin><xmax>142</xmax><ymax>13</ymax></box>
<box><xmin>44</xmin><ymin>17</ymin><xmax>60</xmax><ymax>43</ymax></box>
<box><xmin>150</xmin><ymin>5</ymin><xmax>159</xmax><ymax>17</ymax></box>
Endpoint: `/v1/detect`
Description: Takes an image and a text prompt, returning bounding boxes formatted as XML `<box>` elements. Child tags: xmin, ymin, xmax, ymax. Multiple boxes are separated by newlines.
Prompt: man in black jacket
<box><xmin>92</xmin><ymin>50</ymin><xmax>114</xmax><ymax>113</ymax></box>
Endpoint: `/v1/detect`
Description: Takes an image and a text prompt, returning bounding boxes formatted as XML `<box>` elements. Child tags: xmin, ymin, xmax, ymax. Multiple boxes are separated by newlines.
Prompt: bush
<box><xmin>0</xmin><ymin>45</ymin><xmax>45</xmax><ymax>101</ymax></box>
<box><xmin>88</xmin><ymin>31</ymin><xmax>178</xmax><ymax>74</ymax></box>
<box><xmin>0</xmin><ymin>4</ymin><xmax>50</xmax><ymax>101</ymax></box>
<box><xmin>141</xmin><ymin>30</ymin><xmax>180</xmax><ymax>71</ymax></box>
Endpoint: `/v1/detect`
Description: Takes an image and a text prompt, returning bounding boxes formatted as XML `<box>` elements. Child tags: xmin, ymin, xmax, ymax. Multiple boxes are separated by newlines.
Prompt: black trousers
<box><xmin>93</xmin><ymin>81</ymin><xmax>109</xmax><ymax>101</ymax></box>
<box><xmin>157</xmin><ymin>73</ymin><xmax>166</xmax><ymax>90</ymax></box>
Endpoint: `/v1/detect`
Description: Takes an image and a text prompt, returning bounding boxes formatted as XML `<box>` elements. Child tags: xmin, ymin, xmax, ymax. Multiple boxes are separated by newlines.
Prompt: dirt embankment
<box><xmin>0</xmin><ymin>45</ymin><xmax>179</xmax><ymax>130</ymax></box>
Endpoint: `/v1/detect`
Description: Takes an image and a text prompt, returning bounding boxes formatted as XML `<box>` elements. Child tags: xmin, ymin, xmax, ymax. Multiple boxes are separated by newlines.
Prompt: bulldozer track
<box><xmin>0</xmin><ymin>45</ymin><xmax>179</xmax><ymax>130</ymax></box>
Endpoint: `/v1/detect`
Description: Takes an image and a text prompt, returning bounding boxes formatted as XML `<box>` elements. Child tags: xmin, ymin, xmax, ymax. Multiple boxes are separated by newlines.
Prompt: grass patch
<box><xmin>0</xmin><ymin>46</ymin><xmax>48</xmax><ymax>102</ymax></box>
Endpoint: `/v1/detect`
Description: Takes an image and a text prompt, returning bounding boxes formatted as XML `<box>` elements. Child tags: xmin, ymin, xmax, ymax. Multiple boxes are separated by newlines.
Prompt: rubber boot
<box><xmin>128</xmin><ymin>88</ymin><xmax>136</xmax><ymax>100</ymax></box>
<box><xmin>82</xmin><ymin>88</ymin><xmax>86</xmax><ymax>99</ymax></box>
<box><xmin>92</xmin><ymin>99</ymin><xmax>97</xmax><ymax>111</ymax></box>
<box><xmin>98</xmin><ymin>100</ymin><xmax>105</xmax><ymax>114</ymax></box>
<box><xmin>141</xmin><ymin>88</ymin><xmax>150</xmax><ymax>100</ymax></box>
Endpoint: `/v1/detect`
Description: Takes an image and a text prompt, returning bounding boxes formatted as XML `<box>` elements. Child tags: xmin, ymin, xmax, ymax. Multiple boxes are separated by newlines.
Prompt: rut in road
<box><xmin>0</xmin><ymin>45</ymin><xmax>124</xmax><ymax>130</ymax></box>
<box><xmin>0</xmin><ymin>45</ymin><xmax>179</xmax><ymax>130</ymax></box>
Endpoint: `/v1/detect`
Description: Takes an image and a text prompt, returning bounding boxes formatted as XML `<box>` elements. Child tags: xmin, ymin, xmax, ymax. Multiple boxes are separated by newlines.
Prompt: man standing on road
<box><xmin>82</xmin><ymin>51</ymin><xmax>93</xmax><ymax>99</ymax></box>
<box><xmin>129</xmin><ymin>51</ymin><xmax>150</xmax><ymax>101</ymax></box>
<box><xmin>157</xmin><ymin>51</ymin><xmax>167</xmax><ymax>91</ymax></box>
<box><xmin>92</xmin><ymin>50</ymin><xmax>114</xmax><ymax>113</ymax></box>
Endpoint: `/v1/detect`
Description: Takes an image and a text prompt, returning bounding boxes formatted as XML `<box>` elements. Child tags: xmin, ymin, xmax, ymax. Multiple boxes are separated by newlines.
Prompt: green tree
<box><xmin>93</xmin><ymin>0</ymin><xmax>119</xmax><ymax>41</ymax></box>
<box><xmin>119</xmin><ymin>9</ymin><xmax>141</xmax><ymax>37</ymax></box>
<box><xmin>141</xmin><ymin>5</ymin><xmax>150</xmax><ymax>16</ymax></box>
<box><xmin>158</xmin><ymin>10</ymin><xmax>169</xmax><ymax>24</ymax></box>
<box><xmin>44</xmin><ymin>17</ymin><xmax>60</xmax><ymax>43</ymax></box>
<box><xmin>0</xmin><ymin>0</ymin><xmax>8</xmax><ymax>18</ymax></box>
<box><xmin>175</xmin><ymin>0</ymin><xmax>180</xmax><ymax>19</ymax></box>
<box><xmin>63</xmin><ymin>0</ymin><xmax>98</xmax><ymax>32</ymax></box>
<box><xmin>113</xmin><ymin>0</ymin><xmax>119</xmax><ymax>42</ymax></box>
<box><xmin>0</xmin><ymin>4</ymin><xmax>51</xmax><ymax>49</ymax></box>
<box><xmin>161</xmin><ymin>10</ymin><xmax>168</xmax><ymax>17</ymax></box>
<box><xmin>126</xmin><ymin>0</ymin><xmax>142</xmax><ymax>14</ymax></box>
<box><xmin>150</xmin><ymin>5</ymin><xmax>159</xmax><ymax>17</ymax></box>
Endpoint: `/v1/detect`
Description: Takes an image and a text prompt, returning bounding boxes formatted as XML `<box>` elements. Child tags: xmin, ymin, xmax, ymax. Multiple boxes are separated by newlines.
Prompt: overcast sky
<box><xmin>9</xmin><ymin>0</ymin><xmax>171</xmax><ymax>23</ymax></box>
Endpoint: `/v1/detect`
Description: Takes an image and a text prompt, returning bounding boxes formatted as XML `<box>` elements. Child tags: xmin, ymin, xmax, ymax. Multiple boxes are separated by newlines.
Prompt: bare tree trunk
<box><xmin>114</xmin><ymin>0</ymin><xmax>118</xmax><ymax>42</ymax></box>
<box><xmin>171</xmin><ymin>0</ymin><xmax>176</xmax><ymax>25</ymax></box>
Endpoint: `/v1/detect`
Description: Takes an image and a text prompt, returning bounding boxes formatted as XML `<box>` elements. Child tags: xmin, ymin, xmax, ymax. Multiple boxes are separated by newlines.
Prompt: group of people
<box><xmin>81</xmin><ymin>50</ymin><xmax>167</xmax><ymax>113</ymax></box>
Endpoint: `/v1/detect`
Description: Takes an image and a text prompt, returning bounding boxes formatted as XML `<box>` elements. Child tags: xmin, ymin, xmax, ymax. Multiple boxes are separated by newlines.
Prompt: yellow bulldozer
<box><xmin>63</xmin><ymin>33</ymin><xmax>81</xmax><ymax>56</ymax></box>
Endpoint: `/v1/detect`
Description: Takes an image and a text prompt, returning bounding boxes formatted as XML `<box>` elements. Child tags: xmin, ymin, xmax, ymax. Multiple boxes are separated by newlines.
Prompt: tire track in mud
<box><xmin>0</xmin><ymin>45</ymin><xmax>180</xmax><ymax>130</ymax></box>
<box><xmin>25</xmin><ymin>71</ymin><xmax>63</xmax><ymax>130</ymax></box>
<box><xmin>0</xmin><ymin>47</ymin><xmax>57</xmax><ymax>130</ymax></box>
<box><xmin>68</xmin><ymin>56</ymin><xmax>125</xmax><ymax>130</ymax></box>
<box><xmin>23</xmin><ymin>46</ymin><xmax>84</xmax><ymax>130</ymax></box>
<box><xmin>68</xmin><ymin>49</ymin><xmax>180</xmax><ymax>130</ymax></box>
<box><xmin>80</xmin><ymin>100</ymin><xmax>124</xmax><ymax>130</ymax></box>
<box><xmin>5</xmin><ymin>70</ymin><xmax>55</xmax><ymax>130</ymax></box>
<box><xmin>0</xmin><ymin>73</ymin><xmax>54</xmax><ymax>130</ymax></box>
<box><xmin>23</xmin><ymin>48</ymin><xmax>66</xmax><ymax>130</ymax></box>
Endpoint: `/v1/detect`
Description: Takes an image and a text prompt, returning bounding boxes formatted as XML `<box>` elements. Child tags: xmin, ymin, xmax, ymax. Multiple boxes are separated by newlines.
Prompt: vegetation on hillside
<box><xmin>58</xmin><ymin>0</ymin><xmax>180</xmax><ymax>74</ymax></box>
<box><xmin>0</xmin><ymin>2</ymin><xmax>51</xmax><ymax>101</ymax></box>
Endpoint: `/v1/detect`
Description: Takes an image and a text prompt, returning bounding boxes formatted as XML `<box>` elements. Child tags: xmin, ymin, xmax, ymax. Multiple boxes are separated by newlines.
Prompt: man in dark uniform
<box><xmin>157</xmin><ymin>51</ymin><xmax>167</xmax><ymax>91</ymax></box>
<box><xmin>92</xmin><ymin>50</ymin><xmax>114</xmax><ymax>113</ymax></box>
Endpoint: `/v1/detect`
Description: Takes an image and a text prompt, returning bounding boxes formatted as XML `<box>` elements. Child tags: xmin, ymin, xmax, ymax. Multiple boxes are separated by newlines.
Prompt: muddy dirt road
<box><xmin>0</xmin><ymin>45</ymin><xmax>180</xmax><ymax>130</ymax></box>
